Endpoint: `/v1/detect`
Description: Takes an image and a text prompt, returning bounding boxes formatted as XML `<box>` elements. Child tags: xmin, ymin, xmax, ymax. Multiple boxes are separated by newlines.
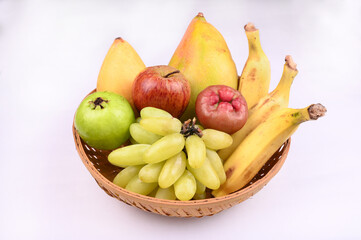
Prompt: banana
<box><xmin>218</xmin><ymin>55</ymin><xmax>298</xmax><ymax>160</ymax></box>
<box><xmin>212</xmin><ymin>104</ymin><xmax>327</xmax><ymax>197</ymax></box>
<box><xmin>238</xmin><ymin>23</ymin><xmax>271</xmax><ymax>109</ymax></box>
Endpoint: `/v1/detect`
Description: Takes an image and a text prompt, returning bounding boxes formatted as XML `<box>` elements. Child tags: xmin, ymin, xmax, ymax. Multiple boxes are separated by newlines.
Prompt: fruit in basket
<box><xmin>187</xmin><ymin>156</ymin><xmax>220</xmax><ymax>190</ymax></box>
<box><xmin>132</xmin><ymin>65</ymin><xmax>191</xmax><ymax>118</ymax></box>
<box><xmin>139</xmin><ymin>117</ymin><xmax>182</xmax><ymax>136</ymax></box>
<box><xmin>238</xmin><ymin>23</ymin><xmax>271</xmax><ymax>109</ymax></box>
<box><xmin>129</xmin><ymin>123</ymin><xmax>162</xmax><ymax>144</ymax></box>
<box><xmin>108</xmin><ymin>144</ymin><xmax>150</xmax><ymax>166</ymax></box>
<box><xmin>97</xmin><ymin>38</ymin><xmax>145</xmax><ymax>112</ymax></box>
<box><xmin>169</xmin><ymin>12</ymin><xmax>238</xmax><ymax>121</ymax></box>
<box><xmin>206</xmin><ymin>149</ymin><xmax>226</xmax><ymax>184</ymax></box>
<box><xmin>201</xmin><ymin>129</ymin><xmax>233</xmax><ymax>150</ymax></box>
<box><xmin>140</xmin><ymin>107</ymin><xmax>173</xmax><ymax>119</ymax></box>
<box><xmin>125</xmin><ymin>175</ymin><xmax>158</xmax><ymax>195</ymax></box>
<box><xmin>174</xmin><ymin>170</ymin><xmax>197</xmax><ymax>201</ymax></box>
<box><xmin>113</xmin><ymin>165</ymin><xmax>144</xmax><ymax>188</ymax></box>
<box><xmin>107</xmin><ymin>107</ymin><xmax>232</xmax><ymax>200</ymax></box>
<box><xmin>219</xmin><ymin>55</ymin><xmax>298</xmax><ymax>160</ymax></box>
<box><xmin>212</xmin><ymin>104</ymin><xmax>327</xmax><ymax>197</ymax></box>
<box><xmin>185</xmin><ymin>134</ymin><xmax>206</xmax><ymax>168</ymax></box>
<box><xmin>155</xmin><ymin>186</ymin><xmax>177</xmax><ymax>200</ymax></box>
<box><xmin>195</xmin><ymin>85</ymin><xmax>248</xmax><ymax>134</ymax></box>
<box><xmin>143</xmin><ymin>133</ymin><xmax>185</xmax><ymax>163</ymax></box>
<box><xmin>158</xmin><ymin>152</ymin><xmax>187</xmax><ymax>188</ymax></box>
<box><xmin>74</xmin><ymin>91</ymin><xmax>135</xmax><ymax>150</ymax></box>
<box><xmin>139</xmin><ymin>161</ymin><xmax>165</xmax><ymax>183</ymax></box>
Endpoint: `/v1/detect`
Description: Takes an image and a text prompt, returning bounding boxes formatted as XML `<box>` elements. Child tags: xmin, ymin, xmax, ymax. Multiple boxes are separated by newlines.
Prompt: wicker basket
<box><xmin>72</xmin><ymin>91</ymin><xmax>291</xmax><ymax>218</ymax></box>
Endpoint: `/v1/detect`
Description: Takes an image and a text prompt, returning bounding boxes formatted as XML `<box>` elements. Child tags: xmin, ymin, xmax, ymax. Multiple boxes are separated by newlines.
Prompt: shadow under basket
<box><xmin>73</xmin><ymin>122</ymin><xmax>290</xmax><ymax>218</ymax></box>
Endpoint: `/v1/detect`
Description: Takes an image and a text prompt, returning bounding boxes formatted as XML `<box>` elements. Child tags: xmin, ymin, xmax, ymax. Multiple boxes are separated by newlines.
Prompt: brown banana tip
<box><xmin>285</xmin><ymin>55</ymin><xmax>298</xmax><ymax>71</ymax></box>
<box><xmin>244</xmin><ymin>22</ymin><xmax>258</xmax><ymax>32</ymax></box>
<box><xmin>115</xmin><ymin>37</ymin><xmax>124</xmax><ymax>42</ymax></box>
<box><xmin>197</xmin><ymin>12</ymin><xmax>204</xmax><ymax>17</ymax></box>
<box><xmin>308</xmin><ymin>104</ymin><xmax>327</xmax><ymax>120</ymax></box>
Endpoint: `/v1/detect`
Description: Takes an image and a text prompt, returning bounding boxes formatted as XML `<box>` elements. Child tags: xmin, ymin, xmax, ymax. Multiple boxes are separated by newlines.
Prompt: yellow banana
<box><xmin>97</xmin><ymin>37</ymin><xmax>146</xmax><ymax>111</ymax></box>
<box><xmin>238</xmin><ymin>23</ymin><xmax>271</xmax><ymax>109</ymax></box>
<box><xmin>212</xmin><ymin>104</ymin><xmax>327</xmax><ymax>197</ymax></box>
<box><xmin>218</xmin><ymin>55</ymin><xmax>298</xmax><ymax>160</ymax></box>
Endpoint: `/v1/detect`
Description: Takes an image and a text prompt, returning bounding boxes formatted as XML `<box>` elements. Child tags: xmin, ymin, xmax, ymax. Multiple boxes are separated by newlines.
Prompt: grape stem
<box><xmin>180</xmin><ymin>118</ymin><xmax>203</xmax><ymax>138</ymax></box>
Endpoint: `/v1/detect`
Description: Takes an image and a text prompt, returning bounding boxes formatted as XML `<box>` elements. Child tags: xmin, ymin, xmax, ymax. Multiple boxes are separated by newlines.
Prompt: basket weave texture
<box><xmin>73</xmin><ymin>89</ymin><xmax>290</xmax><ymax>217</ymax></box>
<box><xmin>73</xmin><ymin>121</ymin><xmax>290</xmax><ymax>217</ymax></box>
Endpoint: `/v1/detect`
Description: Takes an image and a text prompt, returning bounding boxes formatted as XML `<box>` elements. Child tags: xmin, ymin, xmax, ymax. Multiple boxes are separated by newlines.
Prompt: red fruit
<box><xmin>132</xmin><ymin>65</ymin><xmax>191</xmax><ymax>118</ymax></box>
<box><xmin>195</xmin><ymin>85</ymin><xmax>248</xmax><ymax>134</ymax></box>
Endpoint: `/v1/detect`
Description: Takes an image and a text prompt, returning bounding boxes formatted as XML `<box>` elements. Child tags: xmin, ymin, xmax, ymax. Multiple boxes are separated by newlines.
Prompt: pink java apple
<box><xmin>195</xmin><ymin>85</ymin><xmax>248</xmax><ymax>134</ymax></box>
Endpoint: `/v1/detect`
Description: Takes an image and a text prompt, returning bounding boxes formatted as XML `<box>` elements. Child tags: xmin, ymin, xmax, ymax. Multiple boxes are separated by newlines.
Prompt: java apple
<box><xmin>195</xmin><ymin>85</ymin><xmax>248</xmax><ymax>134</ymax></box>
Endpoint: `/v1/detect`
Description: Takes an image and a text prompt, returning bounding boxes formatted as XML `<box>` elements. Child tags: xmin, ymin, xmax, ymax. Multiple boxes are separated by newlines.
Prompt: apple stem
<box><xmin>164</xmin><ymin>70</ymin><xmax>180</xmax><ymax>78</ymax></box>
<box><xmin>180</xmin><ymin>118</ymin><xmax>203</xmax><ymax>138</ymax></box>
<box><xmin>89</xmin><ymin>97</ymin><xmax>108</xmax><ymax>109</ymax></box>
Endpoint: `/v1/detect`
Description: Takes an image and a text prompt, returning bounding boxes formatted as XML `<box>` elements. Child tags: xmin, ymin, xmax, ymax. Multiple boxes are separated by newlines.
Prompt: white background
<box><xmin>1</xmin><ymin>0</ymin><xmax>360</xmax><ymax>239</ymax></box>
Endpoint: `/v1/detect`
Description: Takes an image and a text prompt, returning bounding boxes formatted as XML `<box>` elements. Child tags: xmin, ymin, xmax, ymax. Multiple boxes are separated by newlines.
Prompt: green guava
<box><xmin>75</xmin><ymin>91</ymin><xmax>135</xmax><ymax>150</ymax></box>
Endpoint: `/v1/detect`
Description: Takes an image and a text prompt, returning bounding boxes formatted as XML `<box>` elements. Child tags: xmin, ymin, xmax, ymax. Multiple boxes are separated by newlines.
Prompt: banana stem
<box><xmin>271</xmin><ymin>55</ymin><xmax>298</xmax><ymax>101</ymax></box>
<box><xmin>308</xmin><ymin>104</ymin><xmax>327</xmax><ymax>120</ymax></box>
<box><xmin>293</xmin><ymin>104</ymin><xmax>327</xmax><ymax>124</ymax></box>
<box><xmin>244</xmin><ymin>23</ymin><xmax>263</xmax><ymax>57</ymax></box>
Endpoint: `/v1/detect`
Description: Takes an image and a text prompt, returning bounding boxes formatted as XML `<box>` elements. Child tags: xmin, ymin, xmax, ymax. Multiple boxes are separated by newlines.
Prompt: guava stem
<box><xmin>89</xmin><ymin>97</ymin><xmax>108</xmax><ymax>109</ymax></box>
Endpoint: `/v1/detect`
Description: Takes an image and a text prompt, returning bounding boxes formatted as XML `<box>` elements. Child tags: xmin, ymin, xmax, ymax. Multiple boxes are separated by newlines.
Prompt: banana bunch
<box><xmin>213</xmin><ymin>104</ymin><xmax>327</xmax><ymax>197</ymax></box>
<box><xmin>212</xmin><ymin>24</ymin><xmax>327</xmax><ymax>197</ymax></box>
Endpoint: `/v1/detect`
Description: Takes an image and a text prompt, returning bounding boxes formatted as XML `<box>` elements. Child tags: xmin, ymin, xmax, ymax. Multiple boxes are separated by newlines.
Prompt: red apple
<box><xmin>195</xmin><ymin>85</ymin><xmax>248</xmax><ymax>134</ymax></box>
<box><xmin>132</xmin><ymin>65</ymin><xmax>191</xmax><ymax>118</ymax></box>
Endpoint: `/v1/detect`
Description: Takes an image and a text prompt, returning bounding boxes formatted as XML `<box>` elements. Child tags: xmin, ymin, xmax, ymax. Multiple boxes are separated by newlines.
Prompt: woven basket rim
<box><xmin>73</xmin><ymin>120</ymin><xmax>290</xmax><ymax>206</ymax></box>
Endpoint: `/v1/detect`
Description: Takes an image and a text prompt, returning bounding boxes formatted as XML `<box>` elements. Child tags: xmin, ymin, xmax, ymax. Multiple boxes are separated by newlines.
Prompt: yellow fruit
<box><xmin>238</xmin><ymin>23</ymin><xmax>271</xmax><ymax>109</ymax></box>
<box><xmin>97</xmin><ymin>37</ymin><xmax>146</xmax><ymax>110</ymax></box>
<box><xmin>213</xmin><ymin>104</ymin><xmax>327</xmax><ymax>197</ymax></box>
<box><xmin>169</xmin><ymin>13</ymin><xmax>238</xmax><ymax>120</ymax></box>
<box><xmin>218</xmin><ymin>55</ymin><xmax>298</xmax><ymax>160</ymax></box>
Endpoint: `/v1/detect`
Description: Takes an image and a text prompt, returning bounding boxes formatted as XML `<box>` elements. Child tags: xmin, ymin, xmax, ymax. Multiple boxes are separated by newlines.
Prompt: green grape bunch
<box><xmin>107</xmin><ymin>107</ymin><xmax>233</xmax><ymax>201</ymax></box>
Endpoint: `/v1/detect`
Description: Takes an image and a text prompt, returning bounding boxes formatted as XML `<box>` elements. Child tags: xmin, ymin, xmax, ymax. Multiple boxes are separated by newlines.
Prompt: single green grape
<box><xmin>174</xmin><ymin>170</ymin><xmax>196</xmax><ymax>201</ymax></box>
<box><xmin>193</xmin><ymin>192</ymin><xmax>207</xmax><ymax>200</ymax></box>
<box><xmin>148</xmin><ymin>187</ymin><xmax>158</xmax><ymax>197</ymax></box>
<box><xmin>187</xmin><ymin>157</ymin><xmax>220</xmax><ymax>190</ymax></box>
<box><xmin>125</xmin><ymin>175</ymin><xmax>158</xmax><ymax>195</ymax></box>
<box><xmin>143</xmin><ymin>133</ymin><xmax>185</xmax><ymax>164</ymax></box>
<box><xmin>158</xmin><ymin>151</ymin><xmax>187</xmax><ymax>188</ymax></box>
<box><xmin>185</xmin><ymin>135</ymin><xmax>206</xmax><ymax>169</ymax></box>
<box><xmin>195</xmin><ymin>180</ymin><xmax>206</xmax><ymax>195</ymax></box>
<box><xmin>108</xmin><ymin>144</ymin><xmax>150</xmax><ymax>166</ymax></box>
<box><xmin>155</xmin><ymin>186</ymin><xmax>176</xmax><ymax>200</ymax></box>
<box><xmin>206</xmin><ymin>149</ymin><xmax>226</xmax><ymax>185</ymax></box>
<box><xmin>129</xmin><ymin>136</ymin><xmax>138</xmax><ymax>145</ymax></box>
<box><xmin>130</xmin><ymin>123</ymin><xmax>162</xmax><ymax>144</ymax></box>
<box><xmin>113</xmin><ymin>165</ymin><xmax>144</xmax><ymax>188</ymax></box>
<box><xmin>140</xmin><ymin>107</ymin><xmax>173</xmax><ymax>119</ymax></box>
<box><xmin>140</xmin><ymin>117</ymin><xmax>182</xmax><ymax>136</ymax></box>
<box><xmin>138</xmin><ymin>161</ymin><xmax>165</xmax><ymax>183</ymax></box>
<box><xmin>201</xmin><ymin>129</ymin><xmax>233</xmax><ymax>150</ymax></box>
